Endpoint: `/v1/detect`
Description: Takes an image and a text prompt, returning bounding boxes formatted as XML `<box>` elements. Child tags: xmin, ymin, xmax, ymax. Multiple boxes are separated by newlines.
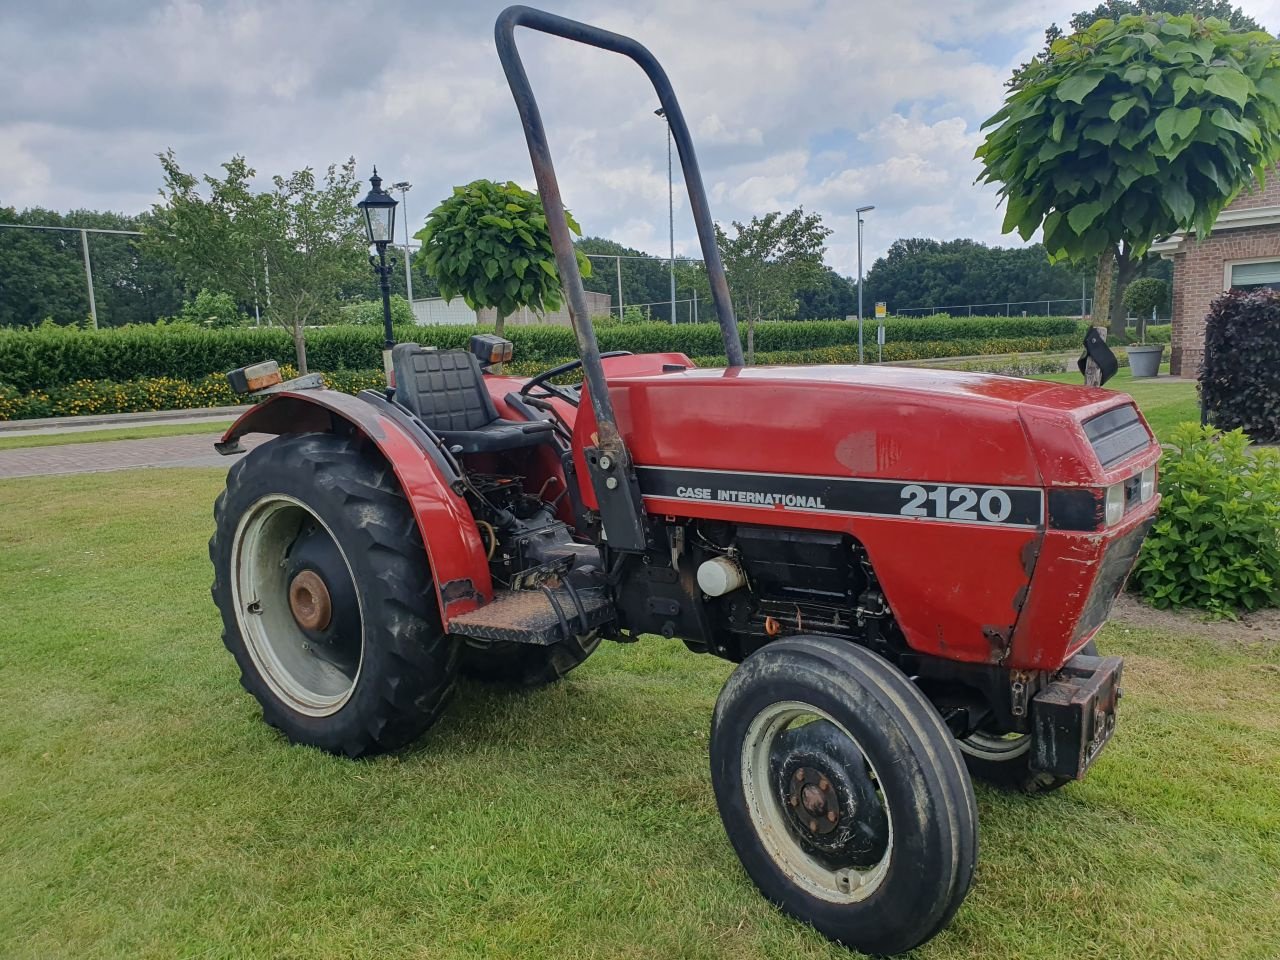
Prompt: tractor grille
<box><xmin>1073</xmin><ymin>516</ymin><xmax>1154</xmax><ymax>642</ymax></box>
<box><xmin>1083</xmin><ymin>405</ymin><xmax>1150</xmax><ymax>469</ymax></box>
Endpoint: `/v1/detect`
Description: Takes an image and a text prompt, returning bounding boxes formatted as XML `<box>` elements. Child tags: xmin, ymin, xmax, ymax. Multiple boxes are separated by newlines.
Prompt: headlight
<box><xmin>1104</xmin><ymin>482</ymin><xmax>1126</xmax><ymax>526</ymax></box>
<box><xmin>1139</xmin><ymin>465</ymin><xmax>1156</xmax><ymax>502</ymax></box>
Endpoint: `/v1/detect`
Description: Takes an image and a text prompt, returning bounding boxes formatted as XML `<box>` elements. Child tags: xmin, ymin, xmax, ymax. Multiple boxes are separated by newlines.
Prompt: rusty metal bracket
<box><xmin>1010</xmin><ymin>669</ymin><xmax>1034</xmax><ymax>718</ymax></box>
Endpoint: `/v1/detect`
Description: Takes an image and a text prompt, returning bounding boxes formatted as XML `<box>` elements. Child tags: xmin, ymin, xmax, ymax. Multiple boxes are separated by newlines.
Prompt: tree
<box><xmin>1122</xmin><ymin>276</ymin><xmax>1169</xmax><ymax>339</ymax></box>
<box><xmin>1014</xmin><ymin>1</ymin><xmax>1264</xmax><ymax>86</ymax></box>
<box><xmin>418</xmin><ymin>179</ymin><xmax>589</xmax><ymax>344</ymax></box>
<box><xmin>796</xmin><ymin>267</ymin><xmax>857</xmax><ymax>320</ymax></box>
<box><xmin>148</xmin><ymin>152</ymin><xmax>367</xmax><ymax>372</ymax></box>
<box><xmin>577</xmin><ymin>237</ymin><xmax>678</xmax><ymax>321</ymax></box>
<box><xmin>0</xmin><ymin>206</ymin><xmax>183</xmax><ymax>328</ymax></box>
<box><xmin>258</xmin><ymin>161</ymin><xmax>367</xmax><ymax>372</ymax></box>
<box><xmin>1047</xmin><ymin>2</ymin><xmax>1262</xmax><ymax>52</ymax></box>
<box><xmin>978</xmin><ymin>13</ymin><xmax>1280</xmax><ymax>337</ymax></box>
<box><xmin>861</xmin><ymin>238</ymin><xmax>1094</xmax><ymax>314</ymax></box>
<box><xmin>717</xmin><ymin>208</ymin><xmax>830</xmax><ymax>362</ymax></box>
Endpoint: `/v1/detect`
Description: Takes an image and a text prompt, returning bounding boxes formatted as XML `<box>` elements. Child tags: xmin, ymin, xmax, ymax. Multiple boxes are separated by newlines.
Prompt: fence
<box><xmin>895</xmin><ymin>298</ymin><xmax>1094</xmax><ymax>318</ymax></box>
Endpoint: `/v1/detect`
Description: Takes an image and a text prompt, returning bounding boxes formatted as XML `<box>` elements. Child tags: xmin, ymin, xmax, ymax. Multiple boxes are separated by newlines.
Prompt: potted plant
<box><xmin>1122</xmin><ymin>278</ymin><xmax>1167</xmax><ymax>378</ymax></box>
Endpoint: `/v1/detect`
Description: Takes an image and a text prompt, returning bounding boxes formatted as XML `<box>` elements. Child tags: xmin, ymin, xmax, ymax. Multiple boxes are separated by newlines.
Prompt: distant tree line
<box><xmin>3</xmin><ymin>186</ymin><xmax>1170</xmax><ymax>334</ymax></box>
<box><xmin>863</xmin><ymin>238</ymin><xmax>1169</xmax><ymax>316</ymax></box>
<box><xmin>0</xmin><ymin>207</ymin><xmax>184</xmax><ymax>328</ymax></box>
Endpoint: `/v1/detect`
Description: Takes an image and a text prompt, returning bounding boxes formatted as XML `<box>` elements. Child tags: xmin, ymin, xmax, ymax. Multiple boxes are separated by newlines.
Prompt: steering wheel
<box><xmin>519</xmin><ymin>351</ymin><xmax>632</xmax><ymax>405</ymax></box>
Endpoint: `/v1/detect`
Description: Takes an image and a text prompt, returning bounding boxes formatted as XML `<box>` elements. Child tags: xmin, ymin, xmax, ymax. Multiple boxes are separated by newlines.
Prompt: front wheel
<box><xmin>710</xmin><ymin>637</ymin><xmax>977</xmax><ymax>956</ymax></box>
<box><xmin>210</xmin><ymin>432</ymin><xmax>457</xmax><ymax>757</ymax></box>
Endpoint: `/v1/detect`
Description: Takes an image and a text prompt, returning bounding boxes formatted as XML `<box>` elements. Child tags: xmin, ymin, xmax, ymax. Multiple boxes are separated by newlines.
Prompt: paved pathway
<box><xmin>0</xmin><ymin>433</ymin><xmax>268</xmax><ymax>479</ymax></box>
<box><xmin>0</xmin><ymin>405</ymin><xmax>244</xmax><ymax>437</ymax></box>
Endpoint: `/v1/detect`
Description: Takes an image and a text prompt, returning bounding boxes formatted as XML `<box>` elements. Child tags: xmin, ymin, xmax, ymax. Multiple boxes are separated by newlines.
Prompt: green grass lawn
<box><xmin>2</xmin><ymin>469</ymin><xmax>1278</xmax><ymax>960</ymax></box>
<box><xmin>0</xmin><ymin>420</ymin><xmax>235</xmax><ymax>451</ymax></box>
<box><xmin>1033</xmin><ymin>366</ymin><xmax>1200</xmax><ymax>443</ymax></box>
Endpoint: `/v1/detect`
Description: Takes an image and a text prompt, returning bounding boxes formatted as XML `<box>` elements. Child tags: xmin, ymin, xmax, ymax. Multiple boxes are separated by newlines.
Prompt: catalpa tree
<box><xmin>977</xmin><ymin>13</ymin><xmax>1280</xmax><ymax>335</ymax></box>
<box><xmin>418</xmin><ymin>179</ymin><xmax>590</xmax><ymax>341</ymax></box>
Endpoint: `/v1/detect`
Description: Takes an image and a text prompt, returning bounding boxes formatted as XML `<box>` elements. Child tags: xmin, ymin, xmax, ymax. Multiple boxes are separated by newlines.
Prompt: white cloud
<box><xmin>7</xmin><ymin>0</ymin><xmax>1273</xmax><ymax>274</ymax></box>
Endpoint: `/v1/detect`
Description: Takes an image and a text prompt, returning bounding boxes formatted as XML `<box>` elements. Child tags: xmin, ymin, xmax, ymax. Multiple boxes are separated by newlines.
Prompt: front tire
<box><xmin>710</xmin><ymin>636</ymin><xmax>977</xmax><ymax>956</ymax></box>
<box><xmin>210</xmin><ymin>432</ymin><xmax>457</xmax><ymax>757</ymax></box>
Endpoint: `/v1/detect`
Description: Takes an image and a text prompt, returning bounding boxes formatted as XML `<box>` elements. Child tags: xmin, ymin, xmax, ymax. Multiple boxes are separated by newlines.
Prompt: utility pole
<box><xmin>393</xmin><ymin>181</ymin><xmax>414</xmax><ymax>303</ymax></box>
<box><xmin>79</xmin><ymin>229</ymin><xmax>98</xmax><ymax>329</ymax></box>
<box><xmin>855</xmin><ymin>205</ymin><xmax>875</xmax><ymax>363</ymax></box>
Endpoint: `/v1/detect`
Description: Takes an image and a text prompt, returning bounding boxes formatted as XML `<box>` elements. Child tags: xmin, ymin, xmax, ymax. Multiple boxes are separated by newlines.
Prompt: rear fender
<box><xmin>220</xmin><ymin>389</ymin><xmax>492</xmax><ymax>623</ymax></box>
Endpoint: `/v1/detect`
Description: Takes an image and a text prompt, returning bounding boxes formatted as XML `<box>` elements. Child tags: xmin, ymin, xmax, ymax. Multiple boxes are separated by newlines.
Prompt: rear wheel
<box><xmin>210</xmin><ymin>432</ymin><xmax>457</xmax><ymax>757</ymax></box>
<box><xmin>459</xmin><ymin>631</ymin><xmax>600</xmax><ymax>687</ymax></box>
<box><xmin>710</xmin><ymin>636</ymin><xmax>977</xmax><ymax>955</ymax></box>
<box><xmin>957</xmin><ymin>639</ymin><xmax>1099</xmax><ymax>794</ymax></box>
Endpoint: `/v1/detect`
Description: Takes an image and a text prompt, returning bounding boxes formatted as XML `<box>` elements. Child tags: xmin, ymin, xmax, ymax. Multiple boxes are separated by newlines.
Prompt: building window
<box><xmin>1229</xmin><ymin>259</ymin><xmax>1280</xmax><ymax>291</ymax></box>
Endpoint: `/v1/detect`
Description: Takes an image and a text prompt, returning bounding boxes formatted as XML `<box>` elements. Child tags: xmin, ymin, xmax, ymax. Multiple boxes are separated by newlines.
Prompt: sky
<box><xmin>3</xmin><ymin>0</ymin><xmax>1278</xmax><ymax>276</ymax></box>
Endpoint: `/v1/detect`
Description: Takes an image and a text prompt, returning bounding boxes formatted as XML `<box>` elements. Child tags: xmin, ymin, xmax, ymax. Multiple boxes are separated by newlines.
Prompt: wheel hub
<box><xmin>231</xmin><ymin>495</ymin><xmax>364</xmax><ymax>717</ymax></box>
<box><xmin>289</xmin><ymin>569</ymin><xmax>332</xmax><ymax>632</ymax></box>
<box><xmin>788</xmin><ymin>766</ymin><xmax>842</xmax><ymax>835</ymax></box>
<box><xmin>771</xmin><ymin>720</ymin><xmax>890</xmax><ymax>869</ymax></box>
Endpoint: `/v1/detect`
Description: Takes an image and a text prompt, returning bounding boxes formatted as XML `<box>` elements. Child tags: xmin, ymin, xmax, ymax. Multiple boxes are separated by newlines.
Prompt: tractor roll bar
<box><xmin>494</xmin><ymin>8</ymin><xmax>746</xmax><ymax>406</ymax></box>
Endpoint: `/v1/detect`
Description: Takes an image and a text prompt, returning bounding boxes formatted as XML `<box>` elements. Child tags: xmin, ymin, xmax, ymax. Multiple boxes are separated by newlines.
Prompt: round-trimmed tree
<box><xmin>1122</xmin><ymin>276</ymin><xmax>1169</xmax><ymax>338</ymax></box>
<box><xmin>416</xmin><ymin>179</ymin><xmax>590</xmax><ymax>341</ymax></box>
<box><xmin>977</xmin><ymin>13</ymin><xmax>1280</xmax><ymax>336</ymax></box>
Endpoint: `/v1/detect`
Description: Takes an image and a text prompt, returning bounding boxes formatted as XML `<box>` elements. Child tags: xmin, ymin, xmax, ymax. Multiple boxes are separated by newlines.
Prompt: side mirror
<box><xmin>470</xmin><ymin>334</ymin><xmax>514</xmax><ymax>368</ymax></box>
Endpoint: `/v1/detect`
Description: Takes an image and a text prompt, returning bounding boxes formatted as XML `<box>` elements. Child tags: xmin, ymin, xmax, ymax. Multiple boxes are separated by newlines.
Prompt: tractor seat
<box><xmin>391</xmin><ymin>343</ymin><xmax>555</xmax><ymax>455</ymax></box>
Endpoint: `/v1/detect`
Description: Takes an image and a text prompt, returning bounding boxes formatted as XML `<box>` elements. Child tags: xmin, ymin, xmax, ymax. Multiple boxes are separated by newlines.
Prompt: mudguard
<box><xmin>218</xmin><ymin>389</ymin><xmax>492</xmax><ymax>624</ymax></box>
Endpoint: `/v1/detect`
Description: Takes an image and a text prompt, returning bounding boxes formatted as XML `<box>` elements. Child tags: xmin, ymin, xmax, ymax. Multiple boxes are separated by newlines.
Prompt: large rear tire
<box><xmin>458</xmin><ymin>632</ymin><xmax>600</xmax><ymax>687</ymax></box>
<box><xmin>210</xmin><ymin>432</ymin><xmax>457</xmax><ymax>757</ymax></box>
<box><xmin>710</xmin><ymin>636</ymin><xmax>977</xmax><ymax>955</ymax></box>
<box><xmin>957</xmin><ymin>639</ymin><xmax>1099</xmax><ymax>795</ymax></box>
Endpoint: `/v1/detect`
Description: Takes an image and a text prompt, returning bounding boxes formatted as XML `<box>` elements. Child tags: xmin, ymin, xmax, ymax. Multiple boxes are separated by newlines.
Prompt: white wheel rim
<box><xmin>958</xmin><ymin>730</ymin><xmax>1032</xmax><ymax>761</ymax></box>
<box><xmin>741</xmin><ymin>700</ymin><xmax>893</xmax><ymax>903</ymax></box>
<box><xmin>230</xmin><ymin>494</ymin><xmax>363</xmax><ymax>717</ymax></box>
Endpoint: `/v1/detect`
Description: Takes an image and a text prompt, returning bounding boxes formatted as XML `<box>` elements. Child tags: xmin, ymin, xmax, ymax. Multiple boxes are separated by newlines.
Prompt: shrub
<box><xmin>592</xmin><ymin>305</ymin><xmax>649</xmax><ymax>326</ymax></box>
<box><xmin>0</xmin><ymin>366</ymin><xmax>397</xmax><ymax>421</ymax></box>
<box><xmin>339</xmin><ymin>296</ymin><xmax>417</xmax><ymax>327</ymax></box>
<box><xmin>1201</xmin><ymin>289</ymin><xmax>1280</xmax><ymax>443</ymax></box>
<box><xmin>175</xmin><ymin>289</ymin><xmax>244</xmax><ymax>329</ymax></box>
<box><xmin>0</xmin><ymin>317</ymin><xmax>1089</xmax><ymax>395</ymax></box>
<box><xmin>0</xmin><ymin>313</ymin><xmax>1090</xmax><ymax>391</ymax></box>
<box><xmin>0</xmin><ymin>329</ymin><xmax>1091</xmax><ymax>421</ymax></box>
<box><xmin>1131</xmin><ymin>424</ymin><xmax>1280</xmax><ymax>615</ymax></box>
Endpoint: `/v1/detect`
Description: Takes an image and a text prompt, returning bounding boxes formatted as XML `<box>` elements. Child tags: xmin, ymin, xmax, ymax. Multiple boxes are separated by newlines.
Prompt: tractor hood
<box><xmin>588</xmin><ymin>359</ymin><xmax>1153</xmax><ymax>490</ymax></box>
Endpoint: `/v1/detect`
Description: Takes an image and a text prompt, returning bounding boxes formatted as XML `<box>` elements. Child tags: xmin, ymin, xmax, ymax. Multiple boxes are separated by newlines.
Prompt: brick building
<box><xmin>1152</xmin><ymin>170</ymin><xmax>1280</xmax><ymax>375</ymax></box>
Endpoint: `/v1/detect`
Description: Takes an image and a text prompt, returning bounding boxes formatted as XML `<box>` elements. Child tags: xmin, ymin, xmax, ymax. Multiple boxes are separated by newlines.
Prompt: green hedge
<box><xmin>0</xmin><ymin>367</ymin><xmax>389</xmax><ymax>421</ymax></box>
<box><xmin>0</xmin><ymin>331</ymin><xmax>1089</xmax><ymax>421</ymax></box>
<box><xmin>0</xmin><ymin>317</ymin><xmax>1088</xmax><ymax>394</ymax></box>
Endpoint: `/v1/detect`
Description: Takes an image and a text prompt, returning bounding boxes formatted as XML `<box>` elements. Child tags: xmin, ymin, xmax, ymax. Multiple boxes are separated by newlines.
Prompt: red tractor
<box><xmin>210</xmin><ymin>8</ymin><xmax>1160</xmax><ymax>954</ymax></box>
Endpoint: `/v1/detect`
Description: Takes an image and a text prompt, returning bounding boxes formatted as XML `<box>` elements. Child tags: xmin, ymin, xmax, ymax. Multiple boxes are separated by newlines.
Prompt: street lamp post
<box><xmin>655</xmin><ymin>107</ymin><xmax>676</xmax><ymax>325</ymax></box>
<box><xmin>856</xmin><ymin>205</ymin><xmax>875</xmax><ymax>364</ymax></box>
<box><xmin>392</xmin><ymin>181</ymin><xmax>413</xmax><ymax>304</ymax></box>
<box><xmin>357</xmin><ymin>168</ymin><xmax>399</xmax><ymax>385</ymax></box>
